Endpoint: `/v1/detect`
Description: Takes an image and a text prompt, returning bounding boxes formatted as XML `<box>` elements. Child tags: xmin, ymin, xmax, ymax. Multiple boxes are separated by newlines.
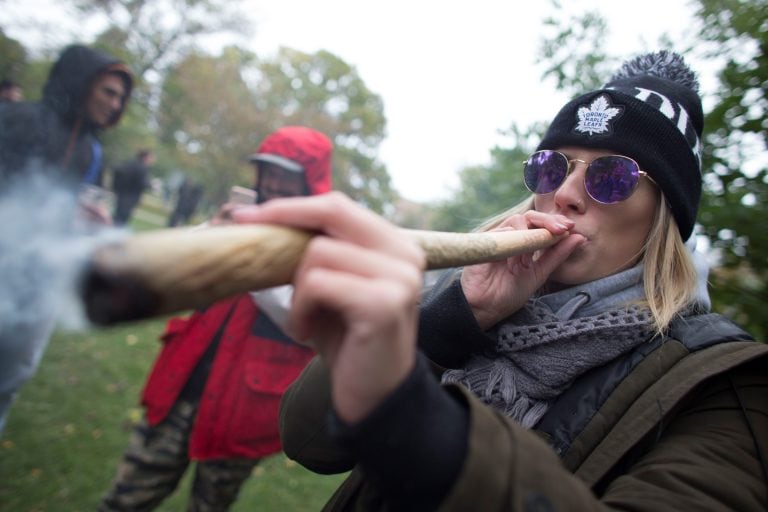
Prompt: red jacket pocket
<box><xmin>243</xmin><ymin>357</ymin><xmax>305</xmax><ymax>395</ymax></box>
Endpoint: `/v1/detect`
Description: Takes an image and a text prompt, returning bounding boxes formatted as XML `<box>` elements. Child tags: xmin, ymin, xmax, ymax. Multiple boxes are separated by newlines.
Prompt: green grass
<box><xmin>0</xmin><ymin>319</ymin><xmax>343</xmax><ymax>512</ymax></box>
<box><xmin>0</xmin><ymin>196</ymin><xmax>348</xmax><ymax>511</ymax></box>
<box><xmin>0</xmin><ymin>321</ymin><xmax>347</xmax><ymax>512</ymax></box>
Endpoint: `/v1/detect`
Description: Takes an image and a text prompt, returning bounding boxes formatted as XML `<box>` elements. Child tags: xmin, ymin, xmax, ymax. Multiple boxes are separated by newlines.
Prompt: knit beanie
<box><xmin>536</xmin><ymin>51</ymin><xmax>703</xmax><ymax>240</ymax></box>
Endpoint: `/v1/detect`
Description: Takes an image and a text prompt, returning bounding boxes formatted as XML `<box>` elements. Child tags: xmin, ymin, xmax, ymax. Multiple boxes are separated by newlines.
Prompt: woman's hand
<box><xmin>233</xmin><ymin>192</ymin><xmax>426</xmax><ymax>423</ymax></box>
<box><xmin>461</xmin><ymin>211</ymin><xmax>585</xmax><ymax>329</ymax></box>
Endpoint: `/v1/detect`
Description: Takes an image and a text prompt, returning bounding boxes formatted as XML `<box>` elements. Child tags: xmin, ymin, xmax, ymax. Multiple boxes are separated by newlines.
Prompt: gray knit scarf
<box><xmin>441</xmin><ymin>266</ymin><xmax>656</xmax><ymax>428</ymax></box>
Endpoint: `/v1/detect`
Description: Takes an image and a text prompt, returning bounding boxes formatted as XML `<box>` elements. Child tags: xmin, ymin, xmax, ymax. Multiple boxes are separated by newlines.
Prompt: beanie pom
<box><xmin>609</xmin><ymin>50</ymin><xmax>699</xmax><ymax>94</ymax></box>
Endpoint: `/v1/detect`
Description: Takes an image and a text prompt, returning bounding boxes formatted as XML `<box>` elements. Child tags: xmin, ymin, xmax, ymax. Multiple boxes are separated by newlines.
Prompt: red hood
<box><xmin>250</xmin><ymin>126</ymin><xmax>333</xmax><ymax>195</ymax></box>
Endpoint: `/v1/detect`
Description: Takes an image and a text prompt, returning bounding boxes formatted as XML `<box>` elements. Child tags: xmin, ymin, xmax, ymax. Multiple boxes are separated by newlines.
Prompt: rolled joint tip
<box><xmin>80</xmin><ymin>261</ymin><xmax>161</xmax><ymax>325</ymax></box>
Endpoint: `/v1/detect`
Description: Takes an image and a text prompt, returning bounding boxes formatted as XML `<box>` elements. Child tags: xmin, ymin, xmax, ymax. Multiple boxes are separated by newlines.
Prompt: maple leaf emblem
<box><xmin>574</xmin><ymin>95</ymin><xmax>623</xmax><ymax>136</ymax></box>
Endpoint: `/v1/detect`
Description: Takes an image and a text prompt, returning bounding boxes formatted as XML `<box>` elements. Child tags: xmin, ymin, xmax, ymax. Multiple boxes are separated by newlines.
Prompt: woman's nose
<box><xmin>553</xmin><ymin>162</ymin><xmax>588</xmax><ymax>213</ymax></box>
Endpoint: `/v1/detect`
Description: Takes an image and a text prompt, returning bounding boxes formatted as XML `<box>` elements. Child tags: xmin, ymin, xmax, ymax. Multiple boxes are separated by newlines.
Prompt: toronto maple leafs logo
<box><xmin>574</xmin><ymin>95</ymin><xmax>623</xmax><ymax>136</ymax></box>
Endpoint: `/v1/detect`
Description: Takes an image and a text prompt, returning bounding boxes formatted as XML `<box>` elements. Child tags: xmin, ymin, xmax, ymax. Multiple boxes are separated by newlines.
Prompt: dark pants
<box><xmin>99</xmin><ymin>399</ymin><xmax>260</xmax><ymax>512</ymax></box>
<box><xmin>113</xmin><ymin>193</ymin><xmax>141</xmax><ymax>225</ymax></box>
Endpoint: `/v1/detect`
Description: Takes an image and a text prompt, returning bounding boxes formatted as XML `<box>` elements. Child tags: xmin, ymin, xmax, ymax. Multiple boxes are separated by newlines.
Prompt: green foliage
<box><xmin>78</xmin><ymin>0</ymin><xmax>398</xmax><ymax>213</ymax></box>
<box><xmin>157</xmin><ymin>47</ymin><xmax>263</xmax><ymax>205</ymax></box>
<box><xmin>692</xmin><ymin>0</ymin><xmax>768</xmax><ymax>339</ymax></box>
<box><xmin>430</xmin><ymin>124</ymin><xmax>539</xmax><ymax>233</ymax></box>
<box><xmin>153</xmin><ymin>45</ymin><xmax>395</xmax><ymax>211</ymax></box>
<box><xmin>424</xmin><ymin>1</ymin><xmax>620</xmax><ymax>234</ymax></box>
<box><xmin>81</xmin><ymin>1</ymin><xmax>256</xmax><ymax>181</ymax></box>
<box><xmin>0</xmin><ymin>31</ymin><xmax>53</xmax><ymax>102</ymax></box>
<box><xmin>9</xmin><ymin>59</ymin><xmax>53</xmax><ymax>103</ymax></box>
<box><xmin>77</xmin><ymin>0</ymin><xmax>253</xmax><ymax>79</ymax></box>
<box><xmin>253</xmin><ymin>48</ymin><xmax>395</xmax><ymax>213</ymax></box>
<box><xmin>1</xmin><ymin>1</ymin><xmax>398</xmax><ymax>216</ymax></box>
<box><xmin>0</xmin><ymin>29</ymin><xmax>27</xmax><ymax>83</ymax></box>
<box><xmin>538</xmin><ymin>4</ymin><xmax>614</xmax><ymax>95</ymax></box>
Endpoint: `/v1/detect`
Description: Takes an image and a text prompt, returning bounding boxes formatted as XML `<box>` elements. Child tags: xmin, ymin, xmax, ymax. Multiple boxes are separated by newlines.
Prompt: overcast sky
<box><xmin>1</xmin><ymin>0</ymin><xmax>702</xmax><ymax>202</ymax></box>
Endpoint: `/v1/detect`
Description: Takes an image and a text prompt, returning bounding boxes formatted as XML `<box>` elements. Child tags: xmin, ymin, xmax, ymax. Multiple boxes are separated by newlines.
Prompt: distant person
<box><xmin>0</xmin><ymin>44</ymin><xmax>133</xmax><ymax>435</ymax></box>
<box><xmin>0</xmin><ymin>79</ymin><xmax>22</xmax><ymax>102</ymax></box>
<box><xmin>167</xmin><ymin>177</ymin><xmax>204</xmax><ymax>227</ymax></box>
<box><xmin>99</xmin><ymin>126</ymin><xmax>334</xmax><ymax>511</ymax></box>
<box><xmin>112</xmin><ymin>149</ymin><xmax>154</xmax><ymax>226</ymax></box>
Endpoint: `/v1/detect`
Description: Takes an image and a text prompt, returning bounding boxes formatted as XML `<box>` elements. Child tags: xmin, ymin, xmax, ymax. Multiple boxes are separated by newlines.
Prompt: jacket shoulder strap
<box><xmin>574</xmin><ymin>340</ymin><xmax>768</xmax><ymax>488</ymax></box>
<box><xmin>667</xmin><ymin>312</ymin><xmax>753</xmax><ymax>349</ymax></box>
<box><xmin>539</xmin><ymin>313</ymin><xmax>754</xmax><ymax>464</ymax></box>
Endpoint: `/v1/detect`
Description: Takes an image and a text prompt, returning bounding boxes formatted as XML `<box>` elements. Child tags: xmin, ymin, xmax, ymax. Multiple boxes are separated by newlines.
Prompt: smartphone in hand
<box><xmin>229</xmin><ymin>186</ymin><xmax>257</xmax><ymax>205</ymax></box>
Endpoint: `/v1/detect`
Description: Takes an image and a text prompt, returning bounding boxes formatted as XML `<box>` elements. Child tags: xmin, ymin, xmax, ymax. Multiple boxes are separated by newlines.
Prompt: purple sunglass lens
<box><xmin>524</xmin><ymin>151</ymin><xmax>568</xmax><ymax>194</ymax></box>
<box><xmin>585</xmin><ymin>156</ymin><xmax>640</xmax><ymax>204</ymax></box>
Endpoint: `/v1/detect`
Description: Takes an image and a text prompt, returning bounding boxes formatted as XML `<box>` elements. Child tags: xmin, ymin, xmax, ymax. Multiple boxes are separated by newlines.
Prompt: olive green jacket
<box><xmin>280</xmin><ymin>330</ymin><xmax>768</xmax><ymax>511</ymax></box>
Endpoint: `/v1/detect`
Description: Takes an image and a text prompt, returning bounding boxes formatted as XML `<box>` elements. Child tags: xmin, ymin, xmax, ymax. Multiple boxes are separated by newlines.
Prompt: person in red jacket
<box><xmin>99</xmin><ymin>126</ymin><xmax>333</xmax><ymax>512</ymax></box>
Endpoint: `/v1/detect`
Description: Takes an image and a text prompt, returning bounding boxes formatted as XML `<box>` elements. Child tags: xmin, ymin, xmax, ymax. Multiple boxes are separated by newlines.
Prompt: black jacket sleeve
<box><xmin>418</xmin><ymin>269</ymin><xmax>496</xmax><ymax>369</ymax></box>
<box><xmin>329</xmin><ymin>352</ymin><xmax>470</xmax><ymax>512</ymax></box>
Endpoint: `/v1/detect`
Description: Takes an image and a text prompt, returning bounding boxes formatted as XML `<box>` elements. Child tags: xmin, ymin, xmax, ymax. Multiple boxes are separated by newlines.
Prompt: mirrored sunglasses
<box><xmin>523</xmin><ymin>150</ymin><xmax>654</xmax><ymax>204</ymax></box>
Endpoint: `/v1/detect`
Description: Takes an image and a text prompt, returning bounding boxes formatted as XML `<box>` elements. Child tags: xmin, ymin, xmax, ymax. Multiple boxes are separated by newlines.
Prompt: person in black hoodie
<box><xmin>0</xmin><ymin>44</ymin><xmax>133</xmax><ymax>191</ymax></box>
<box><xmin>0</xmin><ymin>44</ymin><xmax>133</xmax><ymax>435</ymax></box>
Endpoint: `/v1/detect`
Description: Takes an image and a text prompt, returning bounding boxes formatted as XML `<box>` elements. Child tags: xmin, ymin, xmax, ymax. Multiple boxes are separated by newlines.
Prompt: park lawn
<box><xmin>0</xmin><ymin>318</ymin><xmax>348</xmax><ymax>512</ymax></box>
<box><xmin>0</xmin><ymin>197</ymin><xmax>348</xmax><ymax>511</ymax></box>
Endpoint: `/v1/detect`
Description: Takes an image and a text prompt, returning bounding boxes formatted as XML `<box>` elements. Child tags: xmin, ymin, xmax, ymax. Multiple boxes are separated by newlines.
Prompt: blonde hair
<box><xmin>640</xmin><ymin>195</ymin><xmax>699</xmax><ymax>333</ymax></box>
<box><xmin>476</xmin><ymin>195</ymin><xmax>699</xmax><ymax>334</ymax></box>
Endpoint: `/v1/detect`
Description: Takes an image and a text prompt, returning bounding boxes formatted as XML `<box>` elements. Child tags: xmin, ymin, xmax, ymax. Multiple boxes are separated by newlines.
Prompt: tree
<box><xmin>74</xmin><ymin>0</ymin><xmax>251</xmax><ymax>79</ymax></box>
<box><xmin>62</xmin><ymin>0</ymin><xmax>255</xmax><ymax>181</ymax></box>
<box><xmin>1</xmin><ymin>0</ymin><xmax>253</xmax><ymax>134</ymax></box>
<box><xmin>156</xmin><ymin>47</ymin><xmax>263</xmax><ymax>205</ymax></box>
<box><xmin>430</xmin><ymin>124</ymin><xmax>542</xmax><ymax>233</ymax></box>
<box><xmin>84</xmin><ymin>2</ymin><xmax>396</xmax><ymax>213</ymax></box>
<box><xmin>2</xmin><ymin>1</ymin><xmax>399</xmax><ymax>216</ymax></box>
<box><xmin>0</xmin><ymin>30</ymin><xmax>28</xmax><ymax>84</ymax></box>
<box><xmin>156</xmin><ymin>47</ymin><xmax>395</xmax><ymax>213</ymax></box>
<box><xmin>252</xmin><ymin>48</ymin><xmax>395</xmax><ymax>214</ymax></box>
<box><xmin>427</xmin><ymin>4</ymin><xmax>615</xmax><ymax>234</ymax></box>
<box><xmin>691</xmin><ymin>0</ymin><xmax>768</xmax><ymax>339</ymax></box>
<box><xmin>537</xmin><ymin>7</ymin><xmax>614</xmax><ymax>95</ymax></box>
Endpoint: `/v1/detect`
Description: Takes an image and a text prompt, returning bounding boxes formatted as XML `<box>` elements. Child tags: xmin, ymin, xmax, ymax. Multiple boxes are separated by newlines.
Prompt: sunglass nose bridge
<box><xmin>566</xmin><ymin>158</ymin><xmax>590</xmax><ymax>173</ymax></box>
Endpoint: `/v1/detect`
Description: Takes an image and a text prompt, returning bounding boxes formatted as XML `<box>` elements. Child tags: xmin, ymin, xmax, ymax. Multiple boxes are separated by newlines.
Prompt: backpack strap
<box><xmin>573</xmin><ymin>340</ymin><xmax>768</xmax><ymax>488</ymax></box>
<box><xmin>537</xmin><ymin>313</ymin><xmax>754</xmax><ymax>467</ymax></box>
<box><xmin>667</xmin><ymin>312</ymin><xmax>753</xmax><ymax>349</ymax></box>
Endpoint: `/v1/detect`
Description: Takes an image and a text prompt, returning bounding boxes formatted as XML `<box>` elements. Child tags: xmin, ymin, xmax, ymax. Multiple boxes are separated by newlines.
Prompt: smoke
<box><xmin>0</xmin><ymin>173</ymin><xmax>126</xmax><ymax>335</ymax></box>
